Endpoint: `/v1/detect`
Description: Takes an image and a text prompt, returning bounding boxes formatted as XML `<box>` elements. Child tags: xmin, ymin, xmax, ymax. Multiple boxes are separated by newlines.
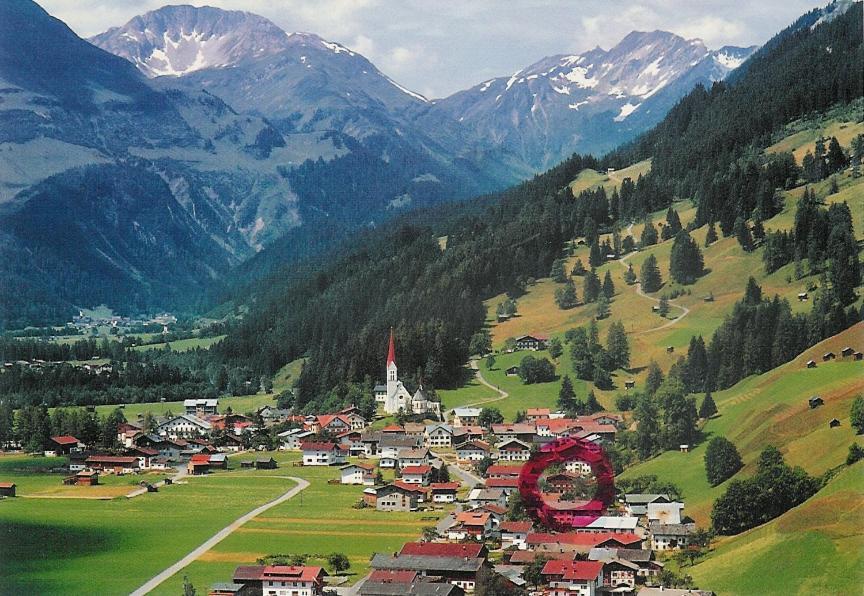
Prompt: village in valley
<box><xmin>1</xmin><ymin>330</ymin><xmax>715</xmax><ymax>596</ymax></box>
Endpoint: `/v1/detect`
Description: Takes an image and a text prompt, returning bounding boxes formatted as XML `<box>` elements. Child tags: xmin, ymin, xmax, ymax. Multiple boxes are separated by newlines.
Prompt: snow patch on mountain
<box><xmin>614</xmin><ymin>102</ymin><xmax>641</xmax><ymax>121</ymax></box>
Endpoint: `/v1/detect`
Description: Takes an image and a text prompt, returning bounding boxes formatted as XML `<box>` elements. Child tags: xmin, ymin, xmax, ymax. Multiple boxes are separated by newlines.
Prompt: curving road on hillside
<box><xmin>130</xmin><ymin>477</ymin><xmax>310</xmax><ymax>596</ymax></box>
<box><xmin>617</xmin><ymin>222</ymin><xmax>690</xmax><ymax>334</ymax></box>
<box><xmin>453</xmin><ymin>359</ymin><xmax>509</xmax><ymax>409</ymax></box>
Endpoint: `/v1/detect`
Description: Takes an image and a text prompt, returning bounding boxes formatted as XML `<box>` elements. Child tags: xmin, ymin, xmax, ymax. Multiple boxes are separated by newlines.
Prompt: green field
<box><xmin>129</xmin><ymin>335</ymin><xmax>226</xmax><ymax>352</ymax></box>
<box><xmin>687</xmin><ymin>462</ymin><xmax>864</xmax><ymax>595</ymax></box>
<box><xmin>0</xmin><ymin>451</ymin><xmax>445</xmax><ymax>595</ymax></box>
<box><xmin>87</xmin><ymin>392</ymin><xmax>277</xmax><ymax>421</ymax></box>
<box><xmin>621</xmin><ymin>324</ymin><xmax>864</xmax><ymax>526</ymax></box>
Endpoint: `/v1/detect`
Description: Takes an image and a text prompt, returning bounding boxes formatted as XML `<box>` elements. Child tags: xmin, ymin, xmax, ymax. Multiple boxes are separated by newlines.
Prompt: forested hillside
<box><xmin>216</xmin><ymin>2</ymin><xmax>862</xmax><ymax>410</ymax></box>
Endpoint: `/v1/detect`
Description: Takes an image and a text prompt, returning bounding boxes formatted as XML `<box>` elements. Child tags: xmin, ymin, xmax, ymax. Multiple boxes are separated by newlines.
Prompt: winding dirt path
<box><xmin>453</xmin><ymin>359</ymin><xmax>509</xmax><ymax>409</ymax></box>
<box><xmin>129</xmin><ymin>477</ymin><xmax>310</xmax><ymax>595</ymax></box>
<box><xmin>617</xmin><ymin>222</ymin><xmax>690</xmax><ymax>334</ymax></box>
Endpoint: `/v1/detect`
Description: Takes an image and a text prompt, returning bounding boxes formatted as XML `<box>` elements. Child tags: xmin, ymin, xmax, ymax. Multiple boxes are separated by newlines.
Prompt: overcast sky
<box><xmin>40</xmin><ymin>0</ymin><xmax>825</xmax><ymax>98</ymax></box>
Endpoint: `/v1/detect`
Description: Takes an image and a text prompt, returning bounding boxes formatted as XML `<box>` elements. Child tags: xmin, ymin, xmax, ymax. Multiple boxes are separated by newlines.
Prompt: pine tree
<box><xmin>571</xmin><ymin>258</ymin><xmax>587</xmax><ymax>276</ymax></box>
<box><xmin>645</xmin><ymin>360</ymin><xmax>664</xmax><ymax>395</ymax></box>
<box><xmin>661</xmin><ymin>207</ymin><xmax>682</xmax><ymax>240</ymax></box>
<box><xmin>658</xmin><ymin>295</ymin><xmax>670</xmax><ymax>317</ymax></box>
<box><xmin>602</xmin><ymin>270</ymin><xmax>615</xmax><ymax>299</ymax></box>
<box><xmin>634</xmin><ymin>394</ymin><xmax>660</xmax><ymax>459</ymax></box>
<box><xmin>558</xmin><ymin>375</ymin><xmax>577</xmax><ymax>413</ymax></box>
<box><xmin>585</xmin><ymin>390</ymin><xmax>602</xmax><ymax>413</ymax></box>
<box><xmin>699</xmin><ymin>391</ymin><xmax>718</xmax><ymax>418</ymax></box>
<box><xmin>583</xmin><ymin>270</ymin><xmax>601</xmax><ymax>303</ymax></box>
<box><xmin>554</xmin><ymin>281</ymin><xmax>578</xmax><ymax>309</ymax></box>
<box><xmin>595</xmin><ymin>295</ymin><xmax>610</xmax><ymax>320</ymax></box>
<box><xmin>624</xmin><ymin>263</ymin><xmax>637</xmax><ymax>285</ymax></box>
<box><xmin>825</xmin><ymin>136</ymin><xmax>848</xmax><ymax>174</ymax></box>
<box><xmin>733</xmin><ymin>217</ymin><xmax>753</xmax><ymax>252</ymax></box>
<box><xmin>640</xmin><ymin>254</ymin><xmax>663</xmax><ymax>293</ymax></box>
<box><xmin>640</xmin><ymin>220</ymin><xmax>659</xmax><ymax>247</ymax></box>
<box><xmin>705</xmin><ymin>221</ymin><xmax>718</xmax><ymax>246</ymax></box>
<box><xmin>589</xmin><ymin>239</ymin><xmax>603</xmax><ymax>268</ymax></box>
<box><xmin>606</xmin><ymin>321</ymin><xmax>630</xmax><ymax>369</ymax></box>
<box><xmin>670</xmin><ymin>230</ymin><xmax>704</xmax><ymax>284</ymax></box>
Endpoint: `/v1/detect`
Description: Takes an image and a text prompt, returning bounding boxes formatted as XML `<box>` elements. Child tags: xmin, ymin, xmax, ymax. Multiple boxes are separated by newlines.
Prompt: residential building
<box><xmin>430</xmin><ymin>482</ymin><xmax>459</xmax><ymax>503</ymax></box>
<box><xmin>301</xmin><ymin>442</ymin><xmax>345</xmax><ymax>466</ymax></box>
<box><xmin>496</xmin><ymin>439</ymin><xmax>531</xmax><ymax>462</ymax></box>
<box><xmin>452</xmin><ymin>408</ymin><xmax>482</xmax><ymax>427</ymax></box>
<box><xmin>649</xmin><ymin>522</ymin><xmax>695</xmax><ymax>550</ymax></box>
<box><xmin>370</xmin><ymin>554</ymin><xmax>484</xmax><ymax>592</ymax></box>
<box><xmin>623</xmin><ymin>494</ymin><xmax>670</xmax><ymax>517</ymax></box>
<box><xmin>425</xmin><ymin>424</ymin><xmax>455</xmax><ymax>448</ymax></box>
<box><xmin>500</xmin><ymin>521</ymin><xmax>533</xmax><ymax>549</ymax></box>
<box><xmin>340</xmin><ymin>463</ymin><xmax>376</xmax><ymax>485</ymax></box>
<box><xmin>184</xmin><ymin>399</ymin><xmax>218</xmax><ymax>416</ymax></box>
<box><xmin>84</xmin><ymin>455</ymin><xmax>139</xmax><ymax>474</ymax></box>
<box><xmin>455</xmin><ymin>441</ymin><xmax>492</xmax><ymax>462</ymax></box>
<box><xmin>278</xmin><ymin>428</ymin><xmax>315</xmax><ymax>451</ymax></box>
<box><xmin>514</xmin><ymin>335</ymin><xmax>548</xmax><ymax>351</ymax></box>
<box><xmin>526</xmin><ymin>408</ymin><xmax>551</xmax><ymax>421</ymax></box>
<box><xmin>541</xmin><ymin>560</ymin><xmax>603</xmax><ymax>596</ymax></box>
<box><xmin>468</xmin><ymin>487</ymin><xmax>507</xmax><ymax>509</ymax></box>
<box><xmin>232</xmin><ymin>565</ymin><xmax>326</xmax><ymax>596</ymax></box>
<box><xmin>485</xmin><ymin>477</ymin><xmax>519</xmax><ymax>495</ymax></box>
<box><xmin>447</xmin><ymin>511</ymin><xmax>493</xmax><ymax>541</ymax></box>
<box><xmin>375</xmin><ymin>484</ymin><xmax>419</xmax><ymax>512</ymax></box>
<box><xmin>401</xmin><ymin>465</ymin><xmax>432</xmax><ymax>485</ymax></box>
<box><xmin>156</xmin><ymin>414</ymin><xmax>212</xmax><ymax>439</ymax></box>
<box><xmin>361</xmin><ymin>580</ymin><xmax>465</xmax><ymax>596</ymax></box>
<box><xmin>647</xmin><ymin>500</ymin><xmax>684</xmax><ymax>525</ymax></box>
<box><xmin>491</xmin><ymin>423</ymin><xmax>536</xmax><ymax>443</ymax></box>
<box><xmin>398</xmin><ymin>448</ymin><xmax>431</xmax><ymax>468</ymax></box>
<box><xmin>485</xmin><ymin>465</ymin><xmax>522</xmax><ymax>479</ymax></box>
<box><xmin>47</xmin><ymin>435</ymin><xmax>83</xmax><ymax>456</ymax></box>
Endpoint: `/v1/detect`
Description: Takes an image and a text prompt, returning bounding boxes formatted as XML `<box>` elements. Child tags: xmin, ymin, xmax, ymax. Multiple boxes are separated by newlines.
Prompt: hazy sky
<box><xmin>40</xmin><ymin>0</ymin><xmax>825</xmax><ymax>98</ymax></box>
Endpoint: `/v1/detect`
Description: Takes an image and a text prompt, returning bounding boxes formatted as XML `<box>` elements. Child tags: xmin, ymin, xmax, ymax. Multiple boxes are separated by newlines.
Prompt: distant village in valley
<box><xmin>1</xmin><ymin>331</ymin><xmax>713</xmax><ymax>596</ymax></box>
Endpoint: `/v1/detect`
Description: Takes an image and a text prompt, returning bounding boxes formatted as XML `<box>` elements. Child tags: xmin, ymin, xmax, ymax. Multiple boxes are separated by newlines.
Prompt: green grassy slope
<box><xmin>687</xmin><ymin>461</ymin><xmax>864</xmax><ymax>596</ymax></box>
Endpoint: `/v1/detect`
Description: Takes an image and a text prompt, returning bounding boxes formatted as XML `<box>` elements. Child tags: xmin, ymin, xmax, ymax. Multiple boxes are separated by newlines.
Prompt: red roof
<box><xmin>382</xmin><ymin>425</ymin><xmax>405</xmax><ymax>433</ymax></box>
<box><xmin>190</xmin><ymin>454</ymin><xmax>211</xmax><ymax>464</ymax></box>
<box><xmin>128</xmin><ymin>447</ymin><xmax>159</xmax><ymax>456</ymax></box>
<box><xmin>541</xmin><ymin>560</ymin><xmax>604</xmax><ymax>581</ymax></box>
<box><xmin>401</xmin><ymin>465</ymin><xmax>431</xmax><ymax>475</ymax></box>
<box><xmin>317</xmin><ymin>414</ymin><xmax>350</xmax><ymax>428</ymax></box>
<box><xmin>387</xmin><ymin>328</ymin><xmax>396</xmax><ymax>366</ymax></box>
<box><xmin>486</xmin><ymin>478</ymin><xmax>519</xmax><ymax>488</ymax></box>
<box><xmin>50</xmin><ymin>435</ymin><xmax>80</xmax><ymax>445</ymax></box>
<box><xmin>485</xmin><ymin>465</ymin><xmax>523</xmax><ymax>477</ymax></box>
<box><xmin>480</xmin><ymin>504</ymin><xmax>508</xmax><ymax>515</ymax></box>
<box><xmin>430</xmin><ymin>482</ymin><xmax>460</xmax><ymax>491</ymax></box>
<box><xmin>500</xmin><ymin>521</ymin><xmax>533</xmax><ymax>533</ymax></box>
<box><xmin>527</xmin><ymin>408</ymin><xmax>551</xmax><ymax>416</ymax></box>
<box><xmin>300</xmin><ymin>442</ymin><xmax>336</xmax><ymax>452</ymax></box>
<box><xmin>392</xmin><ymin>481</ymin><xmax>429</xmax><ymax>493</ymax></box>
<box><xmin>0</xmin><ymin>482</ymin><xmax>15</xmax><ymax>489</ymax></box>
<box><xmin>399</xmin><ymin>542</ymin><xmax>485</xmax><ymax>558</ymax></box>
<box><xmin>369</xmin><ymin>570</ymin><xmax>417</xmax><ymax>584</ymax></box>
<box><xmin>234</xmin><ymin>566</ymin><xmax>325</xmax><ymax>582</ymax></box>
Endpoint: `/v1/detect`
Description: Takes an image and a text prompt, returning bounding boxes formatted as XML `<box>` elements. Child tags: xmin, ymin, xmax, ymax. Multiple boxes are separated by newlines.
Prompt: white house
<box><xmin>400</xmin><ymin>465</ymin><xmax>432</xmax><ymax>485</ymax></box>
<box><xmin>398</xmin><ymin>448</ymin><xmax>431</xmax><ymax>468</ymax></box>
<box><xmin>647</xmin><ymin>500</ymin><xmax>684</xmax><ymax>525</ymax></box>
<box><xmin>301</xmin><ymin>442</ymin><xmax>346</xmax><ymax>466</ymax></box>
<box><xmin>496</xmin><ymin>439</ymin><xmax>531</xmax><ymax>462</ymax></box>
<box><xmin>430</xmin><ymin>482</ymin><xmax>459</xmax><ymax>503</ymax></box>
<box><xmin>425</xmin><ymin>424</ymin><xmax>455</xmax><ymax>448</ymax></box>
<box><xmin>156</xmin><ymin>414</ymin><xmax>211</xmax><ymax>439</ymax></box>
<box><xmin>500</xmin><ymin>521</ymin><xmax>533</xmax><ymax>550</ymax></box>
<box><xmin>584</xmin><ymin>516</ymin><xmax>639</xmax><ymax>533</ymax></box>
<box><xmin>455</xmin><ymin>440</ymin><xmax>492</xmax><ymax>462</ymax></box>
<box><xmin>340</xmin><ymin>463</ymin><xmax>376</xmax><ymax>485</ymax></box>
<box><xmin>649</xmin><ymin>522</ymin><xmax>696</xmax><ymax>550</ymax></box>
<box><xmin>565</xmin><ymin>460</ymin><xmax>594</xmax><ymax>476</ymax></box>
<box><xmin>235</xmin><ymin>566</ymin><xmax>327</xmax><ymax>596</ymax></box>
<box><xmin>278</xmin><ymin>428</ymin><xmax>315</xmax><ymax>451</ymax></box>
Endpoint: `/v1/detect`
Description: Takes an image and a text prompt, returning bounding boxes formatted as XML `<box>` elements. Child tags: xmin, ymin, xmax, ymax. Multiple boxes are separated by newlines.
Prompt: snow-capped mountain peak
<box><xmin>89</xmin><ymin>5</ymin><xmax>293</xmax><ymax>77</ymax></box>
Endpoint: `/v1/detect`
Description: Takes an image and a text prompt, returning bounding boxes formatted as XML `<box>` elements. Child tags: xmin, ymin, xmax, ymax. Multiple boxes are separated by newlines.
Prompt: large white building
<box><xmin>375</xmin><ymin>330</ymin><xmax>441</xmax><ymax>418</ymax></box>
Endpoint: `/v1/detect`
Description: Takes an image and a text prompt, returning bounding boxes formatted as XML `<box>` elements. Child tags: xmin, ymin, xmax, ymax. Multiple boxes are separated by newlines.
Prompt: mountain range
<box><xmin>0</xmin><ymin>1</ymin><xmax>758</xmax><ymax>327</ymax></box>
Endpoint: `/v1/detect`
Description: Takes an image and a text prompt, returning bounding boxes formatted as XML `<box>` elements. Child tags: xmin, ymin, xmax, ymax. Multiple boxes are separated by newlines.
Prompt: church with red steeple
<box><xmin>373</xmin><ymin>329</ymin><xmax>441</xmax><ymax>418</ymax></box>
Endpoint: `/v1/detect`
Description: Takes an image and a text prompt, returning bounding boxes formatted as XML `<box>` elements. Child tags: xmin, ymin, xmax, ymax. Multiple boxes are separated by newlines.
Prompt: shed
<box><xmin>0</xmin><ymin>482</ymin><xmax>16</xmax><ymax>497</ymax></box>
<box><xmin>679</xmin><ymin>444</ymin><xmax>689</xmax><ymax>453</ymax></box>
<box><xmin>624</xmin><ymin>380</ymin><xmax>636</xmax><ymax>390</ymax></box>
<box><xmin>797</xmin><ymin>292</ymin><xmax>808</xmax><ymax>301</ymax></box>
<box><xmin>666</xmin><ymin>346</ymin><xmax>675</xmax><ymax>353</ymax></box>
<box><xmin>255</xmin><ymin>457</ymin><xmax>278</xmax><ymax>469</ymax></box>
<box><xmin>505</xmin><ymin>366</ymin><xmax>520</xmax><ymax>376</ymax></box>
<box><xmin>822</xmin><ymin>352</ymin><xmax>836</xmax><ymax>361</ymax></box>
<box><xmin>806</xmin><ymin>360</ymin><xmax>817</xmax><ymax>369</ymax></box>
<box><xmin>829</xmin><ymin>418</ymin><xmax>841</xmax><ymax>428</ymax></box>
<box><xmin>808</xmin><ymin>396</ymin><xmax>824</xmax><ymax>409</ymax></box>
<box><xmin>76</xmin><ymin>470</ymin><xmax>99</xmax><ymax>486</ymax></box>
<box><xmin>841</xmin><ymin>347</ymin><xmax>855</xmax><ymax>357</ymax></box>
<box><xmin>855</xmin><ymin>352</ymin><xmax>863</xmax><ymax>361</ymax></box>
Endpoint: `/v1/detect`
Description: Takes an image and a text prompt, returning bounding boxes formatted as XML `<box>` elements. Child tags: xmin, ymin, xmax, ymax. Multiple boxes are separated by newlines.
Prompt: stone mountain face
<box><xmin>418</xmin><ymin>31</ymin><xmax>757</xmax><ymax>169</ymax></box>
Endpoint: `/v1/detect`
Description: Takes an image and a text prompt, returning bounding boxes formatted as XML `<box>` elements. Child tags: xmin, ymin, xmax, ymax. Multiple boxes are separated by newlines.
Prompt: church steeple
<box><xmin>387</xmin><ymin>328</ymin><xmax>396</xmax><ymax>367</ymax></box>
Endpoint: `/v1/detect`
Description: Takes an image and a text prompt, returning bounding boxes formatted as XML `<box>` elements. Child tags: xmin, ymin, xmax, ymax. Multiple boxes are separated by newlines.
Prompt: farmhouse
<box><xmin>500</xmin><ymin>521</ymin><xmax>533</xmax><ymax>549</ymax></box>
<box><xmin>496</xmin><ymin>439</ymin><xmax>531</xmax><ymax>462</ymax></box>
<box><xmin>526</xmin><ymin>408</ymin><xmax>551</xmax><ymax>421</ymax></box>
<box><xmin>361</xmin><ymin>580</ymin><xmax>465</xmax><ymax>596</ymax></box>
<box><xmin>156</xmin><ymin>414</ymin><xmax>212</xmax><ymax>439</ymax></box>
<box><xmin>452</xmin><ymin>407</ymin><xmax>482</xmax><ymax>427</ymax></box>
<box><xmin>623</xmin><ymin>494</ymin><xmax>671</xmax><ymax>517</ymax></box>
<box><xmin>447</xmin><ymin>511</ymin><xmax>493</xmax><ymax>541</ymax></box>
<box><xmin>301</xmin><ymin>442</ymin><xmax>345</xmax><ymax>466</ymax></box>
<box><xmin>314</xmin><ymin>414</ymin><xmax>352</xmax><ymax>434</ymax></box>
<box><xmin>425</xmin><ymin>424</ymin><xmax>455</xmax><ymax>448</ymax></box>
<box><xmin>514</xmin><ymin>335</ymin><xmax>547</xmax><ymax>351</ymax></box>
<box><xmin>279</xmin><ymin>428</ymin><xmax>315</xmax><ymax>450</ymax></box>
<box><xmin>491</xmin><ymin>423</ymin><xmax>536</xmax><ymax>443</ymax></box>
<box><xmin>375</xmin><ymin>484</ymin><xmax>419</xmax><ymax>511</ymax></box>
<box><xmin>485</xmin><ymin>464</ymin><xmax>522</xmax><ymax>479</ymax></box>
<box><xmin>647</xmin><ymin>500</ymin><xmax>684</xmax><ymax>524</ymax></box>
<box><xmin>430</xmin><ymin>482</ymin><xmax>459</xmax><ymax>503</ymax></box>
<box><xmin>401</xmin><ymin>465</ymin><xmax>432</xmax><ymax>485</ymax></box>
<box><xmin>468</xmin><ymin>487</ymin><xmax>507</xmax><ymax>508</ymax></box>
<box><xmin>564</xmin><ymin>460</ymin><xmax>593</xmax><ymax>476</ymax></box>
<box><xmin>649</xmin><ymin>521</ymin><xmax>696</xmax><ymax>550</ymax></box>
<box><xmin>485</xmin><ymin>477</ymin><xmax>519</xmax><ymax>495</ymax></box>
<box><xmin>127</xmin><ymin>446</ymin><xmax>159</xmax><ymax>470</ymax></box>
<box><xmin>48</xmin><ymin>435</ymin><xmax>83</xmax><ymax>456</ymax></box>
<box><xmin>0</xmin><ymin>482</ymin><xmax>16</xmax><ymax>497</ymax></box>
<box><xmin>232</xmin><ymin>565</ymin><xmax>327</xmax><ymax>596</ymax></box>
<box><xmin>370</xmin><ymin>553</ymin><xmax>485</xmax><ymax>592</ymax></box>
<box><xmin>85</xmin><ymin>455</ymin><xmax>139</xmax><ymax>474</ymax></box>
<box><xmin>455</xmin><ymin>440</ymin><xmax>491</xmax><ymax>462</ymax></box>
<box><xmin>340</xmin><ymin>463</ymin><xmax>376</xmax><ymax>485</ymax></box>
<box><xmin>540</xmin><ymin>559</ymin><xmax>604</xmax><ymax>596</ymax></box>
<box><xmin>398</xmin><ymin>448</ymin><xmax>431</xmax><ymax>468</ymax></box>
<box><xmin>336</xmin><ymin>430</ymin><xmax>366</xmax><ymax>456</ymax></box>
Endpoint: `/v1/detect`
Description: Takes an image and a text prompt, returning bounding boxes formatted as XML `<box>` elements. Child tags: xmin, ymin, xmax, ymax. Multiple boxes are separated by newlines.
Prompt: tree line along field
<box><xmin>438</xmin><ymin>122</ymin><xmax>863</xmax><ymax>418</ymax></box>
<box><xmin>0</xmin><ymin>451</ymin><xmax>445</xmax><ymax>595</ymax></box>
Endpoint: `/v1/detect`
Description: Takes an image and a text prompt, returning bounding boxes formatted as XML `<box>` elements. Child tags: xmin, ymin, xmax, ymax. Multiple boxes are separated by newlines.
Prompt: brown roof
<box><xmin>86</xmin><ymin>455</ymin><xmax>138</xmax><ymax>465</ymax></box>
<box><xmin>399</xmin><ymin>542</ymin><xmax>485</xmax><ymax>558</ymax></box>
<box><xmin>500</xmin><ymin>521</ymin><xmax>533</xmax><ymax>533</ymax></box>
<box><xmin>368</xmin><ymin>570</ymin><xmax>417</xmax><ymax>584</ymax></box>
<box><xmin>0</xmin><ymin>482</ymin><xmax>16</xmax><ymax>488</ymax></box>
<box><xmin>300</xmin><ymin>442</ymin><xmax>336</xmax><ymax>451</ymax></box>
<box><xmin>50</xmin><ymin>435</ymin><xmax>80</xmax><ymax>445</ymax></box>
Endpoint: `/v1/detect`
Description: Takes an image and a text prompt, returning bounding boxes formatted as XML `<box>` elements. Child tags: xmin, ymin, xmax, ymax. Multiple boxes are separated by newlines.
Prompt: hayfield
<box><xmin>686</xmin><ymin>462</ymin><xmax>864</xmax><ymax>595</ymax></box>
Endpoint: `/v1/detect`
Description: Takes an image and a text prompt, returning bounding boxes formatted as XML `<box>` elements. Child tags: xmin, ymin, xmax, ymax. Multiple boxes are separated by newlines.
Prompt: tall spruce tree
<box><xmin>670</xmin><ymin>230</ymin><xmax>704</xmax><ymax>284</ymax></box>
<box><xmin>640</xmin><ymin>254</ymin><xmax>663</xmax><ymax>293</ymax></box>
<box><xmin>606</xmin><ymin>321</ymin><xmax>630</xmax><ymax>370</ymax></box>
